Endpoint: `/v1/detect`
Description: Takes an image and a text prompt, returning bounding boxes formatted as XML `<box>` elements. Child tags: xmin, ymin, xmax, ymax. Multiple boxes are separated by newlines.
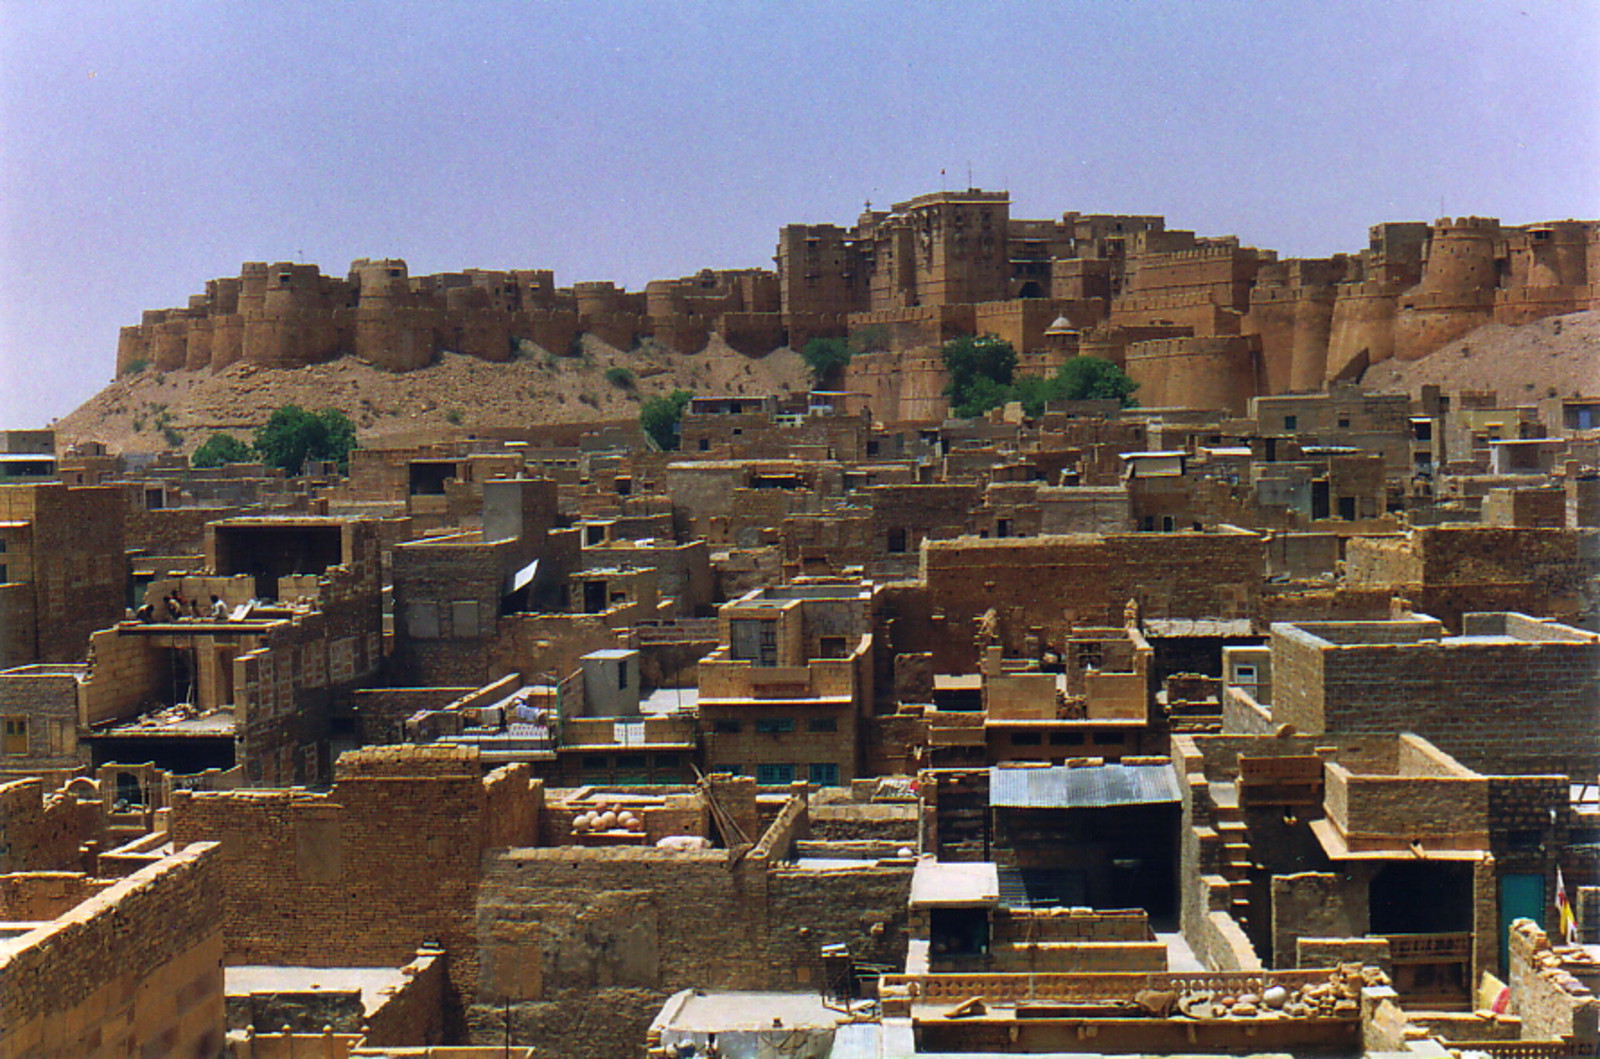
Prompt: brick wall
<box><xmin>1507</xmin><ymin>918</ymin><xmax>1600</xmax><ymax>1043</ymax></box>
<box><xmin>361</xmin><ymin>947</ymin><xmax>448</xmax><ymax>1047</ymax></box>
<box><xmin>0</xmin><ymin>483</ymin><xmax>126</xmax><ymax>668</ymax></box>
<box><xmin>1271</xmin><ymin>622</ymin><xmax>1600</xmax><ymax>777</ymax></box>
<box><xmin>0</xmin><ymin>778</ymin><xmax>98</xmax><ymax>872</ymax></box>
<box><xmin>471</xmin><ymin>842</ymin><xmax>912</xmax><ymax>1058</ymax></box>
<box><xmin>0</xmin><ymin>666</ymin><xmax>84</xmax><ymax>772</ymax></box>
<box><xmin>901</xmin><ymin>532</ymin><xmax>1263</xmax><ymax>668</ymax></box>
<box><xmin>1345</xmin><ymin>527</ymin><xmax>1594</xmax><ymax>630</ymax></box>
<box><xmin>0</xmin><ymin>842</ymin><xmax>226</xmax><ymax>1058</ymax></box>
<box><xmin>168</xmin><ymin>747</ymin><xmax>542</xmax><ymax>1022</ymax></box>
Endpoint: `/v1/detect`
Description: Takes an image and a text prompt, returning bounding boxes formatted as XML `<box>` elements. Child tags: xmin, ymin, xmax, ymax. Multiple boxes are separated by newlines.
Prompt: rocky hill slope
<box><xmin>56</xmin><ymin>336</ymin><xmax>810</xmax><ymax>454</ymax></box>
<box><xmin>1363</xmin><ymin>310</ymin><xmax>1600</xmax><ymax>400</ymax></box>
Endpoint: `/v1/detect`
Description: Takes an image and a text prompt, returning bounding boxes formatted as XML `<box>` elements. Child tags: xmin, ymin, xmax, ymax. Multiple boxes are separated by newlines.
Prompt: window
<box><xmin>757</xmin><ymin>763</ymin><xmax>795</xmax><ymax>785</ymax></box>
<box><xmin>1234</xmin><ymin>664</ymin><xmax>1258</xmax><ymax>687</ymax></box>
<box><xmin>698</xmin><ymin>438</ymin><xmax>711</xmax><ymax>452</ymax></box>
<box><xmin>731</xmin><ymin>619</ymin><xmax>779</xmax><ymax>666</ymax></box>
<box><xmin>1092</xmin><ymin>731</ymin><xmax>1125</xmax><ymax>746</ymax></box>
<box><xmin>1048</xmin><ymin>731</ymin><xmax>1084</xmax><ymax>746</ymax></box>
<box><xmin>1076</xmin><ymin>643</ymin><xmax>1103</xmax><ymax>670</ymax></box>
<box><xmin>2</xmin><ymin>717</ymin><xmax>26</xmax><ymax>756</ymax></box>
<box><xmin>1337</xmin><ymin>418</ymin><xmax>1351</xmax><ymax>429</ymax></box>
<box><xmin>1010</xmin><ymin>731</ymin><xmax>1043</xmax><ymax>747</ymax></box>
<box><xmin>809</xmin><ymin>762</ymin><xmax>839</xmax><ymax>786</ymax></box>
<box><xmin>808</xmin><ymin>718</ymin><xmax>837</xmax><ymax>733</ymax></box>
<box><xmin>817</xmin><ymin>636</ymin><xmax>848</xmax><ymax>660</ymax></box>
<box><xmin>756</xmin><ymin>718</ymin><xmax>795</xmax><ymax>734</ymax></box>
<box><xmin>616</xmin><ymin>754</ymin><xmax>647</xmax><ymax>769</ymax></box>
<box><xmin>713</xmin><ymin>719</ymin><xmax>742</xmax><ymax>734</ymax></box>
<box><xmin>654</xmin><ymin>754</ymin><xmax>680</xmax><ymax>768</ymax></box>
<box><xmin>581</xmin><ymin>754</ymin><xmax>608</xmax><ymax>769</ymax></box>
<box><xmin>1283</xmin><ymin>415</ymin><xmax>1298</xmax><ymax>430</ymax></box>
<box><xmin>886</xmin><ymin>527</ymin><xmax>908</xmax><ymax>553</ymax></box>
<box><xmin>617</xmin><ymin>660</ymin><xmax>629</xmax><ymax>691</ymax></box>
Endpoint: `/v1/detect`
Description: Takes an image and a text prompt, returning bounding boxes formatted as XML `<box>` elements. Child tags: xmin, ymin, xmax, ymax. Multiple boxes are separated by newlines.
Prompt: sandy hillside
<box><xmin>56</xmin><ymin>336</ymin><xmax>810</xmax><ymax>455</ymax></box>
<box><xmin>1363</xmin><ymin>310</ymin><xmax>1600</xmax><ymax>400</ymax></box>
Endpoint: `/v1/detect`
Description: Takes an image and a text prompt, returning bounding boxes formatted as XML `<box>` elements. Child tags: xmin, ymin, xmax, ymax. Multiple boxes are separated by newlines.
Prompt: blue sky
<box><xmin>2</xmin><ymin>1</ymin><xmax>1597</xmax><ymax>426</ymax></box>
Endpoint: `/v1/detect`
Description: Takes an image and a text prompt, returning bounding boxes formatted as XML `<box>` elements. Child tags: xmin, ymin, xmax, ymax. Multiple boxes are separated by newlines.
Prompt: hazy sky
<box><xmin>2</xmin><ymin>1</ymin><xmax>1597</xmax><ymax>427</ymax></box>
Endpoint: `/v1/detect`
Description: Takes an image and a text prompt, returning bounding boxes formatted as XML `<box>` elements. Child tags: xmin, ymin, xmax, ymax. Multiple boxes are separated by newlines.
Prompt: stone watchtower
<box><xmin>1418</xmin><ymin>217</ymin><xmax>1503</xmax><ymax>295</ymax></box>
<box><xmin>351</xmin><ymin>258</ymin><xmax>435</xmax><ymax>371</ymax></box>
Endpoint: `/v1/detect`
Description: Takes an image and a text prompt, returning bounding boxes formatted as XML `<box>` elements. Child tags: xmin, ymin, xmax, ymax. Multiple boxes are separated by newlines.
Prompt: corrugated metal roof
<box><xmin>989</xmin><ymin>763</ymin><xmax>1180</xmax><ymax>809</ymax></box>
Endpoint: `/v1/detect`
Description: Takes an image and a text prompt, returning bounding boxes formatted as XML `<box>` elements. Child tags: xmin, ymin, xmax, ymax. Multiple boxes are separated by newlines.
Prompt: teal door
<box><xmin>1499</xmin><ymin>873</ymin><xmax>1545</xmax><ymax>974</ymax></box>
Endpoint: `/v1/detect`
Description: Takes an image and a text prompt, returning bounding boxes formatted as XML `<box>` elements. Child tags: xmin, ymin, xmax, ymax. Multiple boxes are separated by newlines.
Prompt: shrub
<box><xmin>800</xmin><ymin>337</ymin><xmax>852</xmax><ymax>386</ymax></box>
<box><xmin>254</xmin><ymin>405</ymin><xmax>357</xmax><ymax>475</ymax></box>
<box><xmin>640</xmin><ymin>390</ymin><xmax>694</xmax><ymax>451</ymax></box>
<box><xmin>192</xmin><ymin>433</ymin><xmax>254</xmax><ymax>468</ymax></box>
<box><xmin>605</xmin><ymin>367</ymin><xmax>635</xmax><ymax>389</ymax></box>
<box><xmin>121</xmin><ymin>358</ymin><xmax>149</xmax><ymax>376</ymax></box>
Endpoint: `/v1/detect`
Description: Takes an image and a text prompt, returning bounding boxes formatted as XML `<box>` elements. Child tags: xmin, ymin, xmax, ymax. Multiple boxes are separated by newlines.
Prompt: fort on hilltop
<box><xmin>115</xmin><ymin>191</ymin><xmax>1599</xmax><ymax>419</ymax></box>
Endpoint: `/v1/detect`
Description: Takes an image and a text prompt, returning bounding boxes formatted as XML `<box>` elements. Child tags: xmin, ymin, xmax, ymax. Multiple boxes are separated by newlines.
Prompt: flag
<box><xmin>1556</xmin><ymin>865</ymin><xmax>1578</xmax><ymax>945</ymax></box>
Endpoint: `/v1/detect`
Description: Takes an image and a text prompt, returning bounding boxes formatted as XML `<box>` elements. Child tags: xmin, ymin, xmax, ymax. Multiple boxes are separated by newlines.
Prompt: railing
<box><xmin>882</xmin><ymin>969</ymin><xmax>1346</xmax><ymax>1007</ymax></box>
<box><xmin>1385</xmin><ymin>932</ymin><xmax>1471</xmax><ymax>964</ymax></box>
<box><xmin>1443</xmin><ymin>1040</ymin><xmax>1593</xmax><ymax>1059</ymax></box>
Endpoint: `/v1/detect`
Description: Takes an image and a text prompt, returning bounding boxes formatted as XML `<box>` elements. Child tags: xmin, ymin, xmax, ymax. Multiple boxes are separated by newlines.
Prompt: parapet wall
<box><xmin>0</xmin><ymin>842</ymin><xmax>226</xmax><ymax>1059</ymax></box>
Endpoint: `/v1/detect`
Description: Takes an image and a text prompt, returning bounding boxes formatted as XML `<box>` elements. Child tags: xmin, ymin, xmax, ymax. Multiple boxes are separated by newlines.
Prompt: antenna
<box><xmin>967</xmin><ymin>161</ymin><xmax>973</xmax><ymax>190</ymax></box>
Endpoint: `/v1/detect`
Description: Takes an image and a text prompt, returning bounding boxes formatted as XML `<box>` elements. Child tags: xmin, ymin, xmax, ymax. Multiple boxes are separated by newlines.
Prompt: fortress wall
<box><xmin>1392</xmin><ymin>289</ymin><xmax>1496</xmax><ymax>361</ymax></box>
<box><xmin>844</xmin><ymin>349</ymin><xmax>950</xmax><ymax>424</ymax></box>
<box><xmin>357</xmin><ymin>307</ymin><xmax>438</xmax><ymax>371</ymax></box>
<box><xmin>1326</xmin><ymin>286</ymin><xmax>1398</xmax><ymax>383</ymax></box>
<box><xmin>1110</xmin><ymin>290</ymin><xmax>1242</xmax><ymax>336</ymax></box>
<box><xmin>1245</xmin><ymin>292</ymin><xmax>1300</xmax><ymax>395</ymax></box>
<box><xmin>183</xmin><ymin>314</ymin><xmax>214</xmax><ymax>371</ymax></box>
<box><xmin>581</xmin><ymin>310</ymin><xmax>643</xmax><ymax>351</ymax></box>
<box><xmin>716</xmin><ymin>312</ymin><xmax>786</xmax><ymax>356</ymax></box>
<box><xmin>116</xmin><ymin>325</ymin><xmax>149</xmax><ymax>374</ymax></box>
<box><xmin>1493</xmin><ymin>285</ymin><xmax>1590</xmax><ymax>326</ymax></box>
<box><xmin>210</xmin><ymin>315</ymin><xmax>244</xmax><ymax>369</ymax></box>
<box><xmin>648</xmin><ymin>315</ymin><xmax>711</xmax><ymax>355</ymax></box>
<box><xmin>972</xmin><ymin>298</ymin><xmax>1074</xmax><ymax>354</ymax></box>
<box><xmin>1124</xmin><ymin>335</ymin><xmax>1260</xmax><ymax>414</ymax></box>
<box><xmin>847</xmin><ymin>304</ymin><xmax>977</xmax><ymax>351</ymax></box>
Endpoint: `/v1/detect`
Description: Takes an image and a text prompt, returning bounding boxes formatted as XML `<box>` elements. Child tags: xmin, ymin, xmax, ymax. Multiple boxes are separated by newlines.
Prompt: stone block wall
<box><xmin>167</xmin><ymin>748</ymin><xmax>541</xmax><ymax>1015</ymax></box>
<box><xmin>0</xmin><ymin>777</ymin><xmax>98</xmax><ymax>872</ymax></box>
<box><xmin>1508</xmin><ymin>918</ymin><xmax>1600</xmax><ymax>1044</ymax></box>
<box><xmin>0</xmin><ymin>842</ymin><xmax>226</xmax><ymax>1059</ymax></box>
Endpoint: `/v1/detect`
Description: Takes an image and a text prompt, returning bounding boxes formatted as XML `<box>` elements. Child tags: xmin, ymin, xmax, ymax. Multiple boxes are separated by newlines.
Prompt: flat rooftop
<box><xmin>224</xmin><ymin>965</ymin><xmax>408</xmax><ymax>1018</ymax></box>
<box><xmin>653</xmin><ymin>989</ymin><xmax>852</xmax><ymax>1034</ymax></box>
<box><xmin>910</xmin><ymin>859</ymin><xmax>999</xmax><ymax>908</ymax></box>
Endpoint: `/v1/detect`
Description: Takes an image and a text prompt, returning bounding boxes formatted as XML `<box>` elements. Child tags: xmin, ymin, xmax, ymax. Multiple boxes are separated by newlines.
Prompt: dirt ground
<box><xmin>56</xmin><ymin>335</ymin><xmax>810</xmax><ymax>455</ymax></box>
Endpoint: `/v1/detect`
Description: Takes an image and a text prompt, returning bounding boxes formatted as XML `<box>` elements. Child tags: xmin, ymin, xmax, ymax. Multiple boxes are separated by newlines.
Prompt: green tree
<box><xmin>1053</xmin><ymin>356</ymin><xmax>1139</xmax><ymax>405</ymax></box>
<box><xmin>254</xmin><ymin>405</ymin><xmax>357</xmax><ymax>475</ymax></box>
<box><xmin>941</xmin><ymin>334</ymin><xmax>1018</xmax><ymax>418</ymax></box>
<box><xmin>800</xmin><ymin>337</ymin><xmax>852</xmax><ymax>387</ymax></box>
<box><xmin>639</xmin><ymin>390</ymin><xmax>694</xmax><ymax>451</ymax></box>
<box><xmin>191</xmin><ymin>433</ymin><xmax>253</xmax><ymax>468</ymax></box>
